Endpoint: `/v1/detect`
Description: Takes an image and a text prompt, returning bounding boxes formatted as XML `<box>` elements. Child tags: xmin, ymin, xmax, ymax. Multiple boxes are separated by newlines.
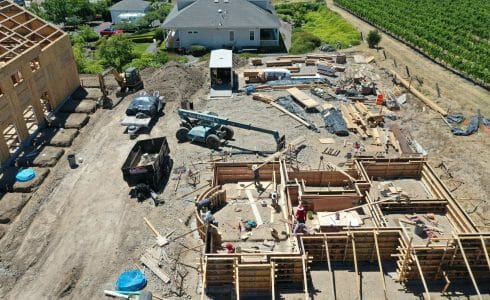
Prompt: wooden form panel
<box><xmin>301</xmin><ymin>194</ymin><xmax>361</xmax><ymax>212</ymax></box>
<box><xmin>287</xmin><ymin>170</ymin><xmax>358</xmax><ymax>186</ymax></box>
<box><xmin>360</xmin><ymin>159</ymin><xmax>424</xmax><ymax>179</ymax></box>
<box><xmin>396</xmin><ymin>234</ymin><xmax>490</xmax><ymax>281</ymax></box>
<box><xmin>213</xmin><ymin>162</ymin><xmax>280</xmax><ymax>186</ymax></box>
<box><xmin>300</xmin><ymin>230</ymin><xmax>402</xmax><ymax>262</ymax></box>
<box><xmin>379</xmin><ymin>199</ymin><xmax>448</xmax><ymax>214</ymax></box>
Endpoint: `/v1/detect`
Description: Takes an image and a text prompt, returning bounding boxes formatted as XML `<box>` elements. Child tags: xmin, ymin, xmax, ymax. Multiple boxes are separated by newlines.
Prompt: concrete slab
<box><xmin>72</xmin><ymin>86</ymin><xmax>102</xmax><ymax>100</ymax></box>
<box><xmin>60</xmin><ymin>99</ymin><xmax>97</xmax><ymax>114</ymax></box>
<box><xmin>51</xmin><ymin>113</ymin><xmax>89</xmax><ymax>129</ymax></box>
<box><xmin>0</xmin><ymin>193</ymin><xmax>32</xmax><ymax>224</ymax></box>
<box><xmin>48</xmin><ymin>128</ymin><xmax>79</xmax><ymax>147</ymax></box>
<box><xmin>12</xmin><ymin>168</ymin><xmax>50</xmax><ymax>193</ymax></box>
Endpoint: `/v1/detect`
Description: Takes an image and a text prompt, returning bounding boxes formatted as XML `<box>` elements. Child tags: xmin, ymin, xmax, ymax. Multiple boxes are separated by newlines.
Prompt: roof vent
<box><xmin>218</xmin><ymin>8</ymin><xmax>223</xmax><ymax>13</ymax></box>
<box><xmin>224</xmin><ymin>0</ymin><xmax>229</xmax><ymax>3</ymax></box>
<box><xmin>214</xmin><ymin>0</ymin><xmax>219</xmax><ymax>3</ymax></box>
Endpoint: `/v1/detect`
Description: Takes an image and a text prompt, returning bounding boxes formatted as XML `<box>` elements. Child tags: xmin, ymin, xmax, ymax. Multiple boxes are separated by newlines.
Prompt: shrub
<box><xmin>78</xmin><ymin>24</ymin><xmax>99</xmax><ymax>43</ymax></box>
<box><xmin>188</xmin><ymin>44</ymin><xmax>208</xmax><ymax>57</ymax></box>
<box><xmin>154</xmin><ymin>28</ymin><xmax>165</xmax><ymax>41</ymax></box>
<box><xmin>290</xmin><ymin>30</ymin><xmax>322</xmax><ymax>54</ymax></box>
<box><xmin>367</xmin><ymin>30</ymin><xmax>382</xmax><ymax>48</ymax></box>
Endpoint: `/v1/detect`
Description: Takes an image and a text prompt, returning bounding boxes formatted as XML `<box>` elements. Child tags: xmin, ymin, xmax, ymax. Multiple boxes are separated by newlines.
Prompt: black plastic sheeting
<box><xmin>276</xmin><ymin>96</ymin><xmax>319</xmax><ymax>132</ymax></box>
<box><xmin>451</xmin><ymin>115</ymin><xmax>479</xmax><ymax>136</ymax></box>
<box><xmin>446</xmin><ymin>113</ymin><xmax>465</xmax><ymax>124</ymax></box>
<box><xmin>322</xmin><ymin>108</ymin><xmax>349</xmax><ymax>136</ymax></box>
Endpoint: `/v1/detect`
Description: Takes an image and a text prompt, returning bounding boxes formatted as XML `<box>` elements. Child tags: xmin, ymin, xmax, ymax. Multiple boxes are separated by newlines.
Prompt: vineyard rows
<box><xmin>334</xmin><ymin>0</ymin><xmax>490</xmax><ymax>85</ymax></box>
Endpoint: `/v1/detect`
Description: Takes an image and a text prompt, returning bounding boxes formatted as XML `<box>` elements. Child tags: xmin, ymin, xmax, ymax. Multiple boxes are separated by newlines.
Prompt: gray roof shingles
<box><xmin>110</xmin><ymin>0</ymin><xmax>151</xmax><ymax>11</ymax></box>
<box><xmin>162</xmin><ymin>0</ymin><xmax>280</xmax><ymax>29</ymax></box>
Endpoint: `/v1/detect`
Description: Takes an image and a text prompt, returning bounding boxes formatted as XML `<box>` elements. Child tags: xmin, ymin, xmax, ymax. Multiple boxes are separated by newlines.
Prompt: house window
<box><xmin>188</xmin><ymin>31</ymin><xmax>192</xmax><ymax>34</ymax></box>
<box><xmin>193</xmin><ymin>31</ymin><xmax>198</xmax><ymax>34</ymax></box>
<box><xmin>250</xmin><ymin>30</ymin><xmax>255</xmax><ymax>41</ymax></box>
<box><xmin>229</xmin><ymin>31</ymin><xmax>235</xmax><ymax>42</ymax></box>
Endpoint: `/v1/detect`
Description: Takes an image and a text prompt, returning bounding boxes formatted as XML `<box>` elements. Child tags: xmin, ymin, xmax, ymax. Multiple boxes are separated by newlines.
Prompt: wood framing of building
<box><xmin>0</xmin><ymin>1</ymin><xmax>79</xmax><ymax>164</ymax></box>
<box><xmin>195</xmin><ymin>158</ymin><xmax>490</xmax><ymax>298</ymax></box>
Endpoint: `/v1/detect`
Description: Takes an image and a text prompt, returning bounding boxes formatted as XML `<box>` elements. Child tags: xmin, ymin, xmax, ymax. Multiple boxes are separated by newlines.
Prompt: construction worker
<box><xmin>271</xmin><ymin>191</ymin><xmax>278</xmax><ymax>206</ymax></box>
<box><xmin>295</xmin><ymin>203</ymin><xmax>306</xmax><ymax>223</ymax></box>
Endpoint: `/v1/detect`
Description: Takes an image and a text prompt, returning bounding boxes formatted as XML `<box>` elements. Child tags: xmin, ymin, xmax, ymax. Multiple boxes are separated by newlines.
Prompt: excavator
<box><xmin>98</xmin><ymin>67</ymin><xmax>144</xmax><ymax>108</ymax></box>
<box><xmin>176</xmin><ymin>109</ymin><xmax>286</xmax><ymax>151</ymax></box>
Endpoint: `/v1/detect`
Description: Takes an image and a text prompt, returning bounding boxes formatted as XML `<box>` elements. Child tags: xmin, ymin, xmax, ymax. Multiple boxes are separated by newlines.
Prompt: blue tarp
<box><xmin>323</xmin><ymin>108</ymin><xmax>349</xmax><ymax>136</ymax></box>
<box><xmin>116</xmin><ymin>270</ymin><xmax>147</xmax><ymax>292</ymax></box>
<box><xmin>16</xmin><ymin>169</ymin><xmax>36</xmax><ymax>182</ymax></box>
<box><xmin>451</xmin><ymin>115</ymin><xmax>479</xmax><ymax>136</ymax></box>
<box><xmin>446</xmin><ymin>113</ymin><xmax>465</xmax><ymax>124</ymax></box>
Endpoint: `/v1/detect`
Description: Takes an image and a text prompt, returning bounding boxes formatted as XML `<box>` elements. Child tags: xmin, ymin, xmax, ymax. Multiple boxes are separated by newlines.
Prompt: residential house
<box><xmin>162</xmin><ymin>0</ymin><xmax>281</xmax><ymax>50</ymax></box>
<box><xmin>109</xmin><ymin>0</ymin><xmax>151</xmax><ymax>24</ymax></box>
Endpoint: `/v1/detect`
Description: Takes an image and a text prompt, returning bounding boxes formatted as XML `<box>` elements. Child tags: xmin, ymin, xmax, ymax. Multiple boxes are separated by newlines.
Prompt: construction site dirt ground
<box><xmin>0</xmin><ymin>29</ymin><xmax>489</xmax><ymax>300</ymax></box>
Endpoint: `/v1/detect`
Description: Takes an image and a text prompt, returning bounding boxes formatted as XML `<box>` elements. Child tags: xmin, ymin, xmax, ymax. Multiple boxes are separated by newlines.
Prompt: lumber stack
<box><xmin>250</xmin><ymin>58</ymin><xmax>263</xmax><ymax>66</ymax></box>
<box><xmin>243</xmin><ymin>69</ymin><xmax>264</xmax><ymax>83</ymax></box>
<box><xmin>316</xmin><ymin>61</ymin><xmax>336</xmax><ymax>76</ymax></box>
<box><xmin>287</xmin><ymin>66</ymin><xmax>300</xmax><ymax>73</ymax></box>
<box><xmin>287</xmin><ymin>87</ymin><xmax>319</xmax><ymax>110</ymax></box>
<box><xmin>265</xmin><ymin>60</ymin><xmax>292</xmax><ymax>67</ymax></box>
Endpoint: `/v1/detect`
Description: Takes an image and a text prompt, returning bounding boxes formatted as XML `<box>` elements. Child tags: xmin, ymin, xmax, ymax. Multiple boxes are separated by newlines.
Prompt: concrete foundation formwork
<box><xmin>0</xmin><ymin>1</ymin><xmax>79</xmax><ymax>164</ymax></box>
<box><xmin>196</xmin><ymin>158</ymin><xmax>490</xmax><ymax>299</ymax></box>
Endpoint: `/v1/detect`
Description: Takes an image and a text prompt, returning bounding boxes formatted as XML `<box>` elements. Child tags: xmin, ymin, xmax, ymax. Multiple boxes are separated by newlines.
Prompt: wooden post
<box><xmin>383</xmin><ymin>50</ymin><xmax>387</xmax><ymax>59</ymax></box>
<box><xmin>374</xmin><ymin>232</ymin><xmax>388</xmax><ymax>299</ymax></box>
<box><xmin>455</xmin><ymin>236</ymin><xmax>482</xmax><ymax>299</ymax></box>
<box><xmin>405</xmin><ymin>66</ymin><xmax>410</xmax><ymax>78</ymax></box>
<box><xmin>479</xmin><ymin>236</ymin><xmax>490</xmax><ymax>271</ymax></box>
<box><xmin>301</xmin><ymin>253</ymin><xmax>309</xmax><ymax>299</ymax></box>
<box><xmin>398</xmin><ymin>237</ymin><xmax>413</xmax><ymax>282</ymax></box>
<box><xmin>393</xmin><ymin>58</ymin><xmax>397</xmax><ymax>68</ymax></box>
<box><xmin>271</xmin><ymin>262</ymin><xmax>276</xmax><ymax>300</ymax></box>
<box><xmin>412</xmin><ymin>248</ymin><xmax>431</xmax><ymax>300</ymax></box>
<box><xmin>235</xmin><ymin>263</ymin><xmax>240</xmax><ymax>300</ymax></box>
<box><xmin>351</xmin><ymin>233</ymin><xmax>362</xmax><ymax>300</ymax></box>
<box><xmin>436</xmin><ymin>83</ymin><xmax>441</xmax><ymax>98</ymax></box>
<box><xmin>324</xmin><ymin>237</ymin><xmax>337</xmax><ymax>300</ymax></box>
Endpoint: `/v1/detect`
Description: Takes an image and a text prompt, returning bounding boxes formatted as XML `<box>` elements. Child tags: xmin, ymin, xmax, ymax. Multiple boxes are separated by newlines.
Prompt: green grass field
<box><xmin>275</xmin><ymin>1</ymin><xmax>360</xmax><ymax>53</ymax></box>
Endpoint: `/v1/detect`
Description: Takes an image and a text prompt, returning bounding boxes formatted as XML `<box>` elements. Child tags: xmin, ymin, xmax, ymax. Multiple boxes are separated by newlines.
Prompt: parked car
<box><xmin>99</xmin><ymin>28</ymin><xmax>124</xmax><ymax>37</ymax></box>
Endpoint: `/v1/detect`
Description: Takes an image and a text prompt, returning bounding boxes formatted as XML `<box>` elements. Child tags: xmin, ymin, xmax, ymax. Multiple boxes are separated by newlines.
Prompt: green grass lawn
<box><xmin>303</xmin><ymin>7</ymin><xmax>360</xmax><ymax>48</ymax></box>
<box><xmin>132</xmin><ymin>43</ymin><xmax>151</xmax><ymax>56</ymax></box>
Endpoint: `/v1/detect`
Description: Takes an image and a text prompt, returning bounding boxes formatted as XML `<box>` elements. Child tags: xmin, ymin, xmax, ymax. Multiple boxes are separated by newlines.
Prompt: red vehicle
<box><xmin>99</xmin><ymin>27</ymin><xmax>123</xmax><ymax>37</ymax></box>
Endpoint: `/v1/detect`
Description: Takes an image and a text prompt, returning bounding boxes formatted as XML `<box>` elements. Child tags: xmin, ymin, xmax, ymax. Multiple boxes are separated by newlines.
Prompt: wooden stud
<box><xmin>479</xmin><ymin>236</ymin><xmax>490</xmax><ymax>271</ymax></box>
<box><xmin>374</xmin><ymin>231</ymin><xmax>388</xmax><ymax>299</ymax></box>
<box><xmin>412</xmin><ymin>248</ymin><xmax>431</xmax><ymax>300</ymax></box>
<box><xmin>351</xmin><ymin>233</ymin><xmax>362</xmax><ymax>300</ymax></box>
<box><xmin>271</xmin><ymin>262</ymin><xmax>276</xmax><ymax>300</ymax></box>
<box><xmin>301</xmin><ymin>253</ymin><xmax>309</xmax><ymax>299</ymax></box>
<box><xmin>324</xmin><ymin>237</ymin><xmax>337</xmax><ymax>300</ymax></box>
<box><xmin>455</xmin><ymin>236</ymin><xmax>482</xmax><ymax>299</ymax></box>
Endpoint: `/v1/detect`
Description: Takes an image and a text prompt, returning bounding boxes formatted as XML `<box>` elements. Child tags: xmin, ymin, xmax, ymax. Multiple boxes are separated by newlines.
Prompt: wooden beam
<box><xmin>412</xmin><ymin>248</ymin><xmax>431</xmax><ymax>300</ymax></box>
<box><xmin>301</xmin><ymin>253</ymin><xmax>309</xmax><ymax>299</ymax></box>
<box><xmin>324</xmin><ymin>237</ymin><xmax>337</xmax><ymax>300</ymax></box>
<box><xmin>479</xmin><ymin>235</ymin><xmax>490</xmax><ymax>271</ymax></box>
<box><xmin>351</xmin><ymin>234</ymin><xmax>362</xmax><ymax>300</ymax></box>
<box><xmin>455</xmin><ymin>236</ymin><xmax>482</xmax><ymax>299</ymax></box>
<box><xmin>271</xmin><ymin>262</ymin><xmax>276</xmax><ymax>300</ymax></box>
<box><xmin>398</xmin><ymin>237</ymin><xmax>413</xmax><ymax>282</ymax></box>
<box><xmin>140</xmin><ymin>253</ymin><xmax>171</xmax><ymax>283</ymax></box>
<box><xmin>235</xmin><ymin>262</ymin><xmax>240</xmax><ymax>300</ymax></box>
<box><xmin>374</xmin><ymin>232</ymin><xmax>388</xmax><ymax>299</ymax></box>
<box><xmin>393</xmin><ymin>71</ymin><xmax>447</xmax><ymax>116</ymax></box>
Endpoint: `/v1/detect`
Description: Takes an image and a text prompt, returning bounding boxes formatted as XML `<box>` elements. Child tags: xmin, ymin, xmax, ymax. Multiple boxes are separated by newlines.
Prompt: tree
<box><xmin>42</xmin><ymin>0</ymin><xmax>73</xmax><ymax>24</ymax></box>
<box><xmin>367</xmin><ymin>30</ymin><xmax>382</xmax><ymax>48</ymax></box>
<box><xmin>78</xmin><ymin>25</ymin><xmax>99</xmax><ymax>43</ymax></box>
<box><xmin>97</xmin><ymin>35</ymin><xmax>135</xmax><ymax>71</ymax></box>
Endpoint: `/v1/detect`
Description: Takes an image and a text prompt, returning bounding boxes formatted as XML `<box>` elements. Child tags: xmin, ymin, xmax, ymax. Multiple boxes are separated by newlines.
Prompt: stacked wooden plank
<box><xmin>287</xmin><ymin>66</ymin><xmax>300</xmax><ymax>73</ymax></box>
<box><xmin>243</xmin><ymin>69</ymin><xmax>264</xmax><ymax>83</ymax></box>
<box><xmin>265</xmin><ymin>60</ymin><xmax>292</xmax><ymax>67</ymax></box>
<box><xmin>250</xmin><ymin>58</ymin><xmax>263</xmax><ymax>66</ymax></box>
<box><xmin>316</xmin><ymin>61</ymin><xmax>337</xmax><ymax>76</ymax></box>
<box><xmin>287</xmin><ymin>87</ymin><xmax>319</xmax><ymax>110</ymax></box>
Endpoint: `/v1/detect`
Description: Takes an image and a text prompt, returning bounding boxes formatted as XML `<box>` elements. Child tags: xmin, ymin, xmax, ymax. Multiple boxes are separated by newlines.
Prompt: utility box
<box><xmin>209</xmin><ymin>49</ymin><xmax>233</xmax><ymax>97</ymax></box>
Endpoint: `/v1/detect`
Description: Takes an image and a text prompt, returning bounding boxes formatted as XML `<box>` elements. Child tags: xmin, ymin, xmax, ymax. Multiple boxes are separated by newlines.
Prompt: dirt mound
<box><xmin>142</xmin><ymin>61</ymin><xmax>207</xmax><ymax>101</ymax></box>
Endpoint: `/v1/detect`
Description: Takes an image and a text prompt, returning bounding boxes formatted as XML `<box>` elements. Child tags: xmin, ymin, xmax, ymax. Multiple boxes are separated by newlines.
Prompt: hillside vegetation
<box><xmin>276</xmin><ymin>0</ymin><xmax>361</xmax><ymax>53</ymax></box>
<box><xmin>335</xmin><ymin>0</ymin><xmax>490</xmax><ymax>85</ymax></box>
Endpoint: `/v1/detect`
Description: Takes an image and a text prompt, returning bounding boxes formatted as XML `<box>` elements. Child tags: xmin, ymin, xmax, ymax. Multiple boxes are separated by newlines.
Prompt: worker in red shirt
<box><xmin>295</xmin><ymin>203</ymin><xmax>306</xmax><ymax>223</ymax></box>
